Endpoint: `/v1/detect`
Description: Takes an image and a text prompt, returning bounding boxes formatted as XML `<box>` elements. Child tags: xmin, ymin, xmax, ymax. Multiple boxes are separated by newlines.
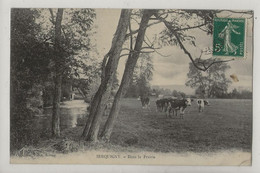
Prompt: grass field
<box><xmin>104</xmin><ymin>98</ymin><xmax>252</xmax><ymax>153</ymax></box>
<box><xmin>11</xmin><ymin>98</ymin><xmax>252</xmax><ymax>159</ymax></box>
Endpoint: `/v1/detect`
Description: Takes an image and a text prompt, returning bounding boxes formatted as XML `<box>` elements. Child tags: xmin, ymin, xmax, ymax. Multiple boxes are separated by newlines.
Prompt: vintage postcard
<box><xmin>9</xmin><ymin>8</ymin><xmax>253</xmax><ymax>166</ymax></box>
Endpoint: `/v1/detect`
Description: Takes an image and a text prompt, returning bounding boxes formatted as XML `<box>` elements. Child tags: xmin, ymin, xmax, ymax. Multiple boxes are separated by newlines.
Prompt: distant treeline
<box><xmin>125</xmin><ymin>86</ymin><xmax>252</xmax><ymax>100</ymax></box>
<box><xmin>125</xmin><ymin>87</ymin><xmax>186</xmax><ymax>99</ymax></box>
<box><xmin>215</xmin><ymin>88</ymin><xmax>252</xmax><ymax>99</ymax></box>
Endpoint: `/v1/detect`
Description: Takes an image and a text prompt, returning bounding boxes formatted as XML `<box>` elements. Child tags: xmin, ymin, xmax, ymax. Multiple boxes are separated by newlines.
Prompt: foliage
<box><xmin>172</xmin><ymin>90</ymin><xmax>186</xmax><ymax>99</ymax></box>
<box><xmin>38</xmin><ymin>8</ymin><xmax>97</xmax><ymax>78</ymax></box>
<box><xmin>26</xmin><ymin>84</ymin><xmax>44</xmax><ymax>115</ymax></box>
<box><xmin>42</xmin><ymin>81</ymin><xmax>54</xmax><ymax>107</ymax></box>
<box><xmin>10</xmin><ymin>9</ymin><xmax>52</xmax><ymax>150</ymax></box>
<box><xmin>219</xmin><ymin>88</ymin><xmax>252</xmax><ymax>99</ymax></box>
<box><xmin>186</xmin><ymin>58</ymin><xmax>231</xmax><ymax>98</ymax></box>
<box><xmin>36</xmin><ymin>9</ymin><xmax>98</xmax><ymax>105</ymax></box>
<box><xmin>158</xmin><ymin>9</ymin><xmax>216</xmax><ymax>47</ymax></box>
<box><xmin>11</xmin><ymin>8</ymin><xmax>51</xmax><ymax>100</ymax></box>
<box><xmin>10</xmin><ymin>8</ymin><xmax>98</xmax><ymax>149</ymax></box>
<box><xmin>125</xmin><ymin>53</ymin><xmax>154</xmax><ymax>97</ymax></box>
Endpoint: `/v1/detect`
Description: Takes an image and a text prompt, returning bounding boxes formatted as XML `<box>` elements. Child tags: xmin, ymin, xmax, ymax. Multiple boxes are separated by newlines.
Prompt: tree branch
<box><xmin>30</xmin><ymin>36</ymin><xmax>53</xmax><ymax>49</ymax></box>
<box><xmin>216</xmin><ymin>10</ymin><xmax>253</xmax><ymax>19</ymax></box>
<box><xmin>157</xmin><ymin>10</ymin><xmax>179</xmax><ymax>17</ymax></box>
<box><xmin>202</xmin><ymin>59</ymin><xmax>235</xmax><ymax>71</ymax></box>
<box><xmin>143</xmin><ymin>37</ymin><xmax>171</xmax><ymax>57</ymax></box>
<box><xmin>120</xmin><ymin>47</ymin><xmax>156</xmax><ymax>59</ymax></box>
<box><xmin>141</xmin><ymin>46</ymin><xmax>161</xmax><ymax>50</ymax></box>
<box><xmin>49</xmin><ymin>8</ymin><xmax>55</xmax><ymax>24</ymax></box>
<box><xmin>119</xmin><ymin>53</ymin><xmax>131</xmax><ymax>58</ymax></box>
<box><xmin>125</xmin><ymin>20</ymin><xmax>162</xmax><ymax>38</ymax></box>
<box><xmin>61</xmin><ymin>27</ymin><xmax>70</xmax><ymax>47</ymax></box>
<box><xmin>174</xmin><ymin>22</ymin><xmax>208</xmax><ymax>32</ymax></box>
<box><xmin>154</xmin><ymin>13</ymin><xmax>234</xmax><ymax>71</ymax></box>
<box><xmin>217</xmin><ymin>10</ymin><xmax>253</xmax><ymax>15</ymax></box>
<box><xmin>131</xmin><ymin>17</ymin><xmax>140</xmax><ymax>25</ymax></box>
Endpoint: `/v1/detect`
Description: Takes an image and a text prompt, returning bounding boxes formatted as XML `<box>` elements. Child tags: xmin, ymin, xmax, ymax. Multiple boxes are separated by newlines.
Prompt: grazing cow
<box><xmin>167</xmin><ymin>98</ymin><xmax>192</xmax><ymax>118</ymax></box>
<box><xmin>197</xmin><ymin>99</ymin><xmax>210</xmax><ymax>112</ymax></box>
<box><xmin>156</xmin><ymin>98</ymin><xmax>174</xmax><ymax>113</ymax></box>
<box><xmin>156</xmin><ymin>99</ymin><xmax>163</xmax><ymax>112</ymax></box>
<box><xmin>156</xmin><ymin>99</ymin><xmax>167</xmax><ymax>112</ymax></box>
<box><xmin>140</xmin><ymin>96</ymin><xmax>150</xmax><ymax>109</ymax></box>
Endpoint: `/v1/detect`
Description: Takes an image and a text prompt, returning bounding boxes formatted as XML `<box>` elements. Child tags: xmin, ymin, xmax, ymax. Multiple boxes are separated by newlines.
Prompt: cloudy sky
<box><xmin>94</xmin><ymin>9</ymin><xmax>253</xmax><ymax>92</ymax></box>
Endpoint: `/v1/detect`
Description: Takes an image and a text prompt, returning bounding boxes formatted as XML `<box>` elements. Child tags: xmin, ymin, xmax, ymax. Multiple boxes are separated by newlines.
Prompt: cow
<box><xmin>155</xmin><ymin>99</ymin><xmax>163</xmax><ymax>112</ymax></box>
<box><xmin>167</xmin><ymin>98</ymin><xmax>192</xmax><ymax>119</ymax></box>
<box><xmin>140</xmin><ymin>96</ymin><xmax>150</xmax><ymax>109</ymax></box>
<box><xmin>156</xmin><ymin>98</ymin><xmax>174</xmax><ymax>113</ymax></box>
<box><xmin>156</xmin><ymin>99</ymin><xmax>167</xmax><ymax>112</ymax></box>
<box><xmin>197</xmin><ymin>99</ymin><xmax>210</xmax><ymax>112</ymax></box>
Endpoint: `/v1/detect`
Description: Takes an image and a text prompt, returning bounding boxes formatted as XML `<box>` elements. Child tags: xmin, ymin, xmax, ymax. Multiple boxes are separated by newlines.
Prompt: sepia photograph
<box><xmin>1</xmin><ymin>1</ymin><xmax>257</xmax><ymax>169</ymax></box>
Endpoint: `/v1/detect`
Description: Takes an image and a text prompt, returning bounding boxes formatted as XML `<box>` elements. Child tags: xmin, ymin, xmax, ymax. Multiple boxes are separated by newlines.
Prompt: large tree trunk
<box><xmin>52</xmin><ymin>9</ymin><xmax>64</xmax><ymax>137</ymax></box>
<box><xmin>82</xmin><ymin>9</ymin><xmax>131</xmax><ymax>142</ymax></box>
<box><xmin>101</xmin><ymin>10</ymin><xmax>155</xmax><ymax>141</ymax></box>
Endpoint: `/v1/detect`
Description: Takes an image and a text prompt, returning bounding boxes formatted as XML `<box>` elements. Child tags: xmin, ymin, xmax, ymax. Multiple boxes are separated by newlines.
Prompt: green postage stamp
<box><xmin>213</xmin><ymin>18</ymin><xmax>246</xmax><ymax>58</ymax></box>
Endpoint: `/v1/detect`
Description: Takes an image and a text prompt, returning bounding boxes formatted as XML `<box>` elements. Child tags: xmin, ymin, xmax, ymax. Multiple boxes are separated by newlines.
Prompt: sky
<box><xmin>93</xmin><ymin>9</ymin><xmax>253</xmax><ymax>92</ymax></box>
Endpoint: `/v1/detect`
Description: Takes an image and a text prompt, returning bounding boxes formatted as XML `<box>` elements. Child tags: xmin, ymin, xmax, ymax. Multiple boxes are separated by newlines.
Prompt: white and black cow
<box><xmin>167</xmin><ymin>98</ymin><xmax>192</xmax><ymax>118</ymax></box>
<box><xmin>197</xmin><ymin>99</ymin><xmax>210</xmax><ymax>112</ymax></box>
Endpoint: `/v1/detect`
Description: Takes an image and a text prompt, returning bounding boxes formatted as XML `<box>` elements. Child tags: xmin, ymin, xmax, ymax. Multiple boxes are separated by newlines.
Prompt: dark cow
<box><xmin>167</xmin><ymin>98</ymin><xmax>192</xmax><ymax>118</ymax></box>
<box><xmin>156</xmin><ymin>98</ymin><xmax>174</xmax><ymax>113</ymax></box>
<box><xmin>140</xmin><ymin>96</ymin><xmax>150</xmax><ymax>109</ymax></box>
<box><xmin>197</xmin><ymin>99</ymin><xmax>210</xmax><ymax>112</ymax></box>
<box><xmin>156</xmin><ymin>99</ymin><xmax>164</xmax><ymax>112</ymax></box>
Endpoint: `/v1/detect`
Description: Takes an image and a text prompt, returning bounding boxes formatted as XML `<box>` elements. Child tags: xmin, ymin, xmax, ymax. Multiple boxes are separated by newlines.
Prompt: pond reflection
<box><xmin>36</xmin><ymin>100</ymin><xmax>89</xmax><ymax>132</ymax></box>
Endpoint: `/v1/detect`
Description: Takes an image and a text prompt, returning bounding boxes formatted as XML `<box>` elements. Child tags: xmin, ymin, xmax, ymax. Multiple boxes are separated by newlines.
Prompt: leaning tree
<box><xmin>81</xmin><ymin>9</ymin><xmax>132</xmax><ymax>142</ymax></box>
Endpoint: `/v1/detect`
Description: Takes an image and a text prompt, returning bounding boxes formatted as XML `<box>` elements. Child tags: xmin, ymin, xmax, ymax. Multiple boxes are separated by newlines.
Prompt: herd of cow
<box><xmin>101</xmin><ymin>96</ymin><xmax>210</xmax><ymax>117</ymax></box>
<box><xmin>140</xmin><ymin>96</ymin><xmax>210</xmax><ymax>118</ymax></box>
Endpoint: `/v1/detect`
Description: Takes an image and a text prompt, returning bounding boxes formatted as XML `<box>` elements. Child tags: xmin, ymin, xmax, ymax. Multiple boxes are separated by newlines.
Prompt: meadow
<box><xmin>107</xmin><ymin>98</ymin><xmax>252</xmax><ymax>153</ymax></box>
<box><xmin>11</xmin><ymin>98</ymin><xmax>252</xmax><ymax>158</ymax></box>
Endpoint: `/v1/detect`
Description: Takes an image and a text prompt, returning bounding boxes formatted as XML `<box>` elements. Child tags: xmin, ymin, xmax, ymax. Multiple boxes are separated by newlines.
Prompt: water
<box><xmin>35</xmin><ymin>100</ymin><xmax>89</xmax><ymax>134</ymax></box>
